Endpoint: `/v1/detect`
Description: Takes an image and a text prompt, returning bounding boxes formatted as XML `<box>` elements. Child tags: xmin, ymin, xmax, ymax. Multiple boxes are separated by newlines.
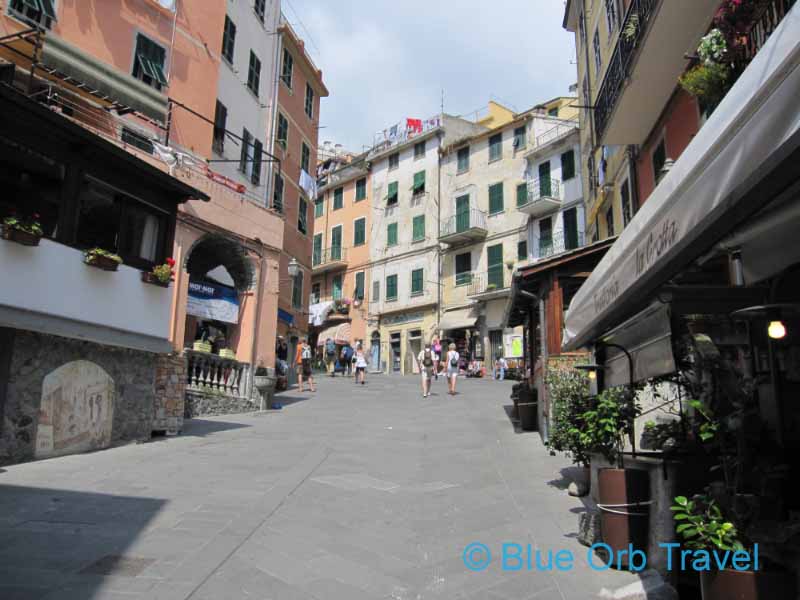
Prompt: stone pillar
<box><xmin>153</xmin><ymin>353</ymin><xmax>187</xmax><ymax>434</ymax></box>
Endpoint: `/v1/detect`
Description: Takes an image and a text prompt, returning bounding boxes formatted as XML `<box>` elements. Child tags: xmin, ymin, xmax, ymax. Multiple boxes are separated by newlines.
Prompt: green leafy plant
<box><xmin>85</xmin><ymin>247</ymin><xmax>123</xmax><ymax>264</ymax></box>
<box><xmin>544</xmin><ymin>369</ymin><xmax>593</xmax><ymax>467</ymax></box>
<box><xmin>151</xmin><ymin>257</ymin><xmax>176</xmax><ymax>283</ymax></box>
<box><xmin>689</xmin><ymin>399</ymin><xmax>719</xmax><ymax>443</ymax></box>
<box><xmin>3</xmin><ymin>214</ymin><xmax>43</xmax><ymax>237</ymax></box>
<box><xmin>672</xmin><ymin>494</ymin><xmax>744</xmax><ymax>552</ymax></box>
<box><xmin>679</xmin><ymin>60</ymin><xmax>731</xmax><ymax>109</ymax></box>
<box><xmin>580</xmin><ymin>386</ymin><xmax>639</xmax><ymax>467</ymax></box>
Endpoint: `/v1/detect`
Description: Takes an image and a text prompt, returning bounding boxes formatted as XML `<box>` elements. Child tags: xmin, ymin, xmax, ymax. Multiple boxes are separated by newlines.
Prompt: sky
<box><xmin>282</xmin><ymin>0</ymin><xmax>578</xmax><ymax>153</ymax></box>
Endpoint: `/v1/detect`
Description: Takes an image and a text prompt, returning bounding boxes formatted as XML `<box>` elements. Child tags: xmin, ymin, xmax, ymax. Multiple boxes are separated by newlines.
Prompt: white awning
<box><xmin>438</xmin><ymin>307</ymin><xmax>478</xmax><ymax>331</ymax></box>
<box><xmin>563</xmin><ymin>5</ymin><xmax>800</xmax><ymax>351</ymax></box>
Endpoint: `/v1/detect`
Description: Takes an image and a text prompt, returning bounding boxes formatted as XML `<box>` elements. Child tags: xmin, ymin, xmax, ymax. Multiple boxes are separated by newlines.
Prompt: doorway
<box><xmin>370</xmin><ymin>331</ymin><xmax>381</xmax><ymax>372</ymax></box>
<box><xmin>390</xmin><ymin>332</ymin><xmax>401</xmax><ymax>372</ymax></box>
<box><xmin>408</xmin><ymin>329</ymin><xmax>422</xmax><ymax>374</ymax></box>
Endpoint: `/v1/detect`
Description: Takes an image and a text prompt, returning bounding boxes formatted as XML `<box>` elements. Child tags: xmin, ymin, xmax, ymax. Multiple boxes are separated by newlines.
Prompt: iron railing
<box><xmin>593</xmin><ymin>0</ymin><xmax>659</xmax><ymax>141</ymax></box>
<box><xmin>312</xmin><ymin>246</ymin><xmax>348</xmax><ymax>267</ymax></box>
<box><xmin>532</xmin><ymin>119</ymin><xmax>578</xmax><ymax>149</ymax></box>
<box><xmin>525</xmin><ymin>177</ymin><xmax>562</xmax><ymax>205</ymax></box>
<box><xmin>440</xmin><ymin>208</ymin><xmax>487</xmax><ymax>237</ymax></box>
<box><xmin>467</xmin><ymin>266</ymin><xmax>508</xmax><ymax>296</ymax></box>
<box><xmin>742</xmin><ymin>0</ymin><xmax>796</xmax><ymax>63</ymax></box>
<box><xmin>535</xmin><ymin>230</ymin><xmax>585</xmax><ymax>260</ymax></box>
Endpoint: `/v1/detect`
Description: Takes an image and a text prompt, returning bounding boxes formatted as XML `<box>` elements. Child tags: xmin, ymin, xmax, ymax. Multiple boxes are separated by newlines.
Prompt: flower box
<box><xmin>141</xmin><ymin>271</ymin><xmax>171</xmax><ymax>287</ymax></box>
<box><xmin>1</xmin><ymin>224</ymin><xmax>41</xmax><ymax>246</ymax></box>
<box><xmin>85</xmin><ymin>254</ymin><xmax>120</xmax><ymax>271</ymax></box>
<box><xmin>218</xmin><ymin>348</ymin><xmax>236</xmax><ymax>360</ymax></box>
<box><xmin>193</xmin><ymin>340</ymin><xmax>212</xmax><ymax>353</ymax></box>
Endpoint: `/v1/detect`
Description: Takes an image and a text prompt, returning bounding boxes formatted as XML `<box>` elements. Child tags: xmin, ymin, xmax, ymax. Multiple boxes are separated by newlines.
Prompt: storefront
<box><xmin>377</xmin><ymin>306</ymin><xmax>438</xmax><ymax>375</ymax></box>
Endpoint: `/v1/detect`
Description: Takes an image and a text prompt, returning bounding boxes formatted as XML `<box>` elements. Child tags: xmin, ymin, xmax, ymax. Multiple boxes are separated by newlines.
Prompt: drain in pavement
<box><xmin>80</xmin><ymin>555</ymin><xmax>155</xmax><ymax>576</ymax></box>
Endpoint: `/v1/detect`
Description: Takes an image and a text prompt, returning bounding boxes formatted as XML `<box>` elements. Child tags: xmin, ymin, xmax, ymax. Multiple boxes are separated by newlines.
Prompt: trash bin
<box><xmin>518</xmin><ymin>402</ymin><xmax>538</xmax><ymax>431</ymax></box>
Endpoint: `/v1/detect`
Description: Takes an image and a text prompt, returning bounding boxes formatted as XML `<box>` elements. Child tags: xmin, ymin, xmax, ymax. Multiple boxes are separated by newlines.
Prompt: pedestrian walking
<box><xmin>446</xmin><ymin>343</ymin><xmax>460</xmax><ymax>395</ymax></box>
<box><xmin>494</xmin><ymin>355</ymin><xmax>508</xmax><ymax>381</ymax></box>
<box><xmin>341</xmin><ymin>343</ymin><xmax>354</xmax><ymax>377</ymax></box>
<box><xmin>299</xmin><ymin>338</ymin><xmax>315</xmax><ymax>392</ymax></box>
<box><xmin>432</xmin><ymin>336</ymin><xmax>442</xmax><ymax>380</ymax></box>
<box><xmin>325</xmin><ymin>337</ymin><xmax>337</xmax><ymax>376</ymax></box>
<box><xmin>354</xmin><ymin>342</ymin><xmax>367</xmax><ymax>385</ymax></box>
<box><xmin>417</xmin><ymin>344</ymin><xmax>436</xmax><ymax>397</ymax></box>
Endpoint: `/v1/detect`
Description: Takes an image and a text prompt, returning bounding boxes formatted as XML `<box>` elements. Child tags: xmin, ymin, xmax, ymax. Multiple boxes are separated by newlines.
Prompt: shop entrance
<box><xmin>390</xmin><ymin>332</ymin><xmax>401</xmax><ymax>372</ymax></box>
<box><xmin>407</xmin><ymin>329</ymin><xmax>422</xmax><ymax>374</ymax></box>
<box><xmin>370</xmin><ymin>331</ymin><xmax>381</xmax><ymax>372</ymax></box>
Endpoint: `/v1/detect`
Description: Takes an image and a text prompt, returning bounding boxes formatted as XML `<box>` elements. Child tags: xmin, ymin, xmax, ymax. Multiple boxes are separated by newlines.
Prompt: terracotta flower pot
<box><xmin>141</xmin><ymin>271</ymin><xmax>170</xmax><ymax>287</ymax></box>
<box><xmin>597</xmin><ymin>468</ymin><xmax>650</xmax><ymax>568</ymax></box>
<box><xmin>85</xmin><ymin>254</ymin><xmax>120</xmax><ymax>271</ymax></box>
<box><xmin>700</xmin><ymin>568</ymin><xmax>796</xmax><ymax>600</ymax></box>
<box><xmin>1</xmin><ymin>225</ymin><xmax>41</xmax><ymax>246</ymax></box>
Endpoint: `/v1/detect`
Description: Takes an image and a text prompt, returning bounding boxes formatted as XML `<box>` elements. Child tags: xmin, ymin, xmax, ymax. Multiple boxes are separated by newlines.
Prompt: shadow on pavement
<box><xmin>0</xmin><ymin>484</ymin><xmax>166</xmax><ymax>599</ymax></box>
<box><xmin>178</xmin><ymin>419</ymin><xmax>251</xmax><ymax>437</ymax></box>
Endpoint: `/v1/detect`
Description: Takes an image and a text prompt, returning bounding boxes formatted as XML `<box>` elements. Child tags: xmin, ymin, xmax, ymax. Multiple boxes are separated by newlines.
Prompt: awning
<box><xmin>317</xmin><ymin>322</ymin><xmax>351</xmax><ymax>345</ymax></box>
<box><xmin>438</xmin><ymin>307</ymin><xmax>478</xmax><ymax>331</ymax></box>
<box><xmin>563</xmin><ymin>5</ymin><xmax>800</xmax><ymax>351</ymax></box>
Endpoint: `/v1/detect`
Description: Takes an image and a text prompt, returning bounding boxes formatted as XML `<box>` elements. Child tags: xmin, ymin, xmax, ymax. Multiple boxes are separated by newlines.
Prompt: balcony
<box><xmin>467</xmin><ymin>266</ymin><xmax>510</xmax><ymax>300</ymax></box>
<box><xmin>533</xmin><ymin>230</ymin><xmax>586</xmax><ymax>261</ymax></box>
<box><xmin>312</xmin><ymin>247</ymin><xmax>348</xmax><ymax>273</ymax></box>
<box><xmin>439</xmin><ymin>209</ymin><xmax>488</xmax><ymax>245</ymax></box>
<box><xmin>519</xmin><ymin>177</ymin><xmax>562</xmax><ymax>217</ymax></box>
<box><xmin>527</xmin><ymin>120</ymin><xmax>578</xmax><ymax>155</ymax></box>
<box><xmin>593</xmin><ymin>0</ymin><xmax>719</xmax><ymax>145</ymax></box>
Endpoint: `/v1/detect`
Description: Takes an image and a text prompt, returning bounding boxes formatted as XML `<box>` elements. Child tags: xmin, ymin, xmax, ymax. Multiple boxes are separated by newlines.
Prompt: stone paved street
<box><xmin>0</xmin><ymin>375</ymin><xmax>640</xmax><ymax>599</ymax></box>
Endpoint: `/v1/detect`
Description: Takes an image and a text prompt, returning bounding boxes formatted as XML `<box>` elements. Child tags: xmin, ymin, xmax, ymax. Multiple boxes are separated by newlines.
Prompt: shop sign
<box><xmin>187</xmin><ymin>281</ymin><xmax>240</xmax><ymax>324</ymax></box>
<box><xmin>382</xmin><ymin>311</ymin><xmax>424</xmax><ymax>326</ymax></box>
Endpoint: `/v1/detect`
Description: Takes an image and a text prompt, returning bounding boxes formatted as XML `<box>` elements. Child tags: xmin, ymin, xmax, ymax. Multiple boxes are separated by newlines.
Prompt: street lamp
<box><xmin>287</xmin><ymin>257</ymin><xmax>300</xmax><ymax>279</ymax></box>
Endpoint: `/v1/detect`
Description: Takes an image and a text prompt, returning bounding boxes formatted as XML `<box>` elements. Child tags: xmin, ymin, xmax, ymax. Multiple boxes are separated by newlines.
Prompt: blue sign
<box><xmin>278</xmin><ymin>308</ymin><xmax>294</xmax><ymax>325</ymax></box>
<box><xmin>187</xmin><ymin>281</ymin><xmax>240</xmax><ymax>324</ymax></box>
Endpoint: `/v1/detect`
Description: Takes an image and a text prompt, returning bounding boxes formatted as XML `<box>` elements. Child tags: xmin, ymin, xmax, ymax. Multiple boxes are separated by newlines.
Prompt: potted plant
<box><xmin>218</xmin><ymin>348</ymin><xmax>236</xmax><ymax>360</ymax></box>
<box><xmin>84</xmin><ymin>248</ymin><xmax>123</xmax><ymax>271</ymax></box>
<box><xmin>2</xmin><ymin>213</ymin><xmax>43</xmax><ymax>246</ymax></box>
<box><xmin>545</xmin><ymin>369</ymin><xmax>593</xmax><ymax>470</ymax></box>
<box><xmin>672</xmin><ymin>494</ymin><xmax>796</xmax><ymax>599</ymax></box>
<box><xmin>142</xmin><ymin>257</ymin><xmax>175</xmax><ymax>287</ymax></box>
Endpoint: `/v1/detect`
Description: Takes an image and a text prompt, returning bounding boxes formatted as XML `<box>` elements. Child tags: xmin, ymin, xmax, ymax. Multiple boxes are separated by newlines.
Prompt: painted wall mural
<box><xmin>36</xmin><ymin>360</ymin><xmax>115</xmax><ymax>458</ymax></box>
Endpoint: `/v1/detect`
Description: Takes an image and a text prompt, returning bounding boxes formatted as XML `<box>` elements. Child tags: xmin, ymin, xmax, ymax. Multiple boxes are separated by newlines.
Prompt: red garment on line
<box><xmin>406</xmin><ymin>118</ymin><xmax>422</xmax><ymax>133</ymax></box>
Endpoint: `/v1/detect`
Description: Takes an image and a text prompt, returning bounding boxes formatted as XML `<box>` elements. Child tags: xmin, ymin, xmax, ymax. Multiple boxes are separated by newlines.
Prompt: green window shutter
<box><xmin>331</xmin><ymin>226</ymin><xmax>342</xmax><ymax>260</ymax></box>
<box><xmin>412</xmin><ymin>170</ymin><xmax>425</xmax><ymax>194</ymax></box>
<box><xmin>412</xmin><ymin>215</ymin><xmax>425</xmax><ymax>241</ymax></box>
<box><xmin>489</xmin><ymin>183</ymin><xmax>504</xmax><ymax>214</ymax></box>
<box><xmin>314</xmin><ymin>197</ymin><xmax>324</xmax><ymax>218</ymax></box>
<box><xmin>386</xmin><ymin>274</ymin><xmax>398</xmax><ymax>300</ymax></box>
<box><xmin>313</xmin><ymin>234</ymin><xmax>322</xmax><ymax>265</ymax></box>
<box><xmin>411</xmin><ymin>269</ymin><xmax>424</xmax><ymax>295</ymax></box>
<box><xmin>333</xmin><ymin>187</ymin><xmax>343</xmax><ymax>210</ymax></box>
<box><xmin>487</xmin><ymin>244</ymin><xmax>504</xmax><ymax>288</ymax></box>
<box><xmin>516</xmin><ymin>182</ymin><xmax>528</xmax><ymax>207</ymax></box>
<box><xmin>355</xmin><ymin>178</ymin><xmax>366</xmax><ymax>201</ymax></box>
<box><xmin>387</xmin><ymin>181</ymin><xmax>398</xmax><ymax>204</ymax></box>
<box><xmin>457</xmin><ymin>147</ymin><xmax>469</xmax><ymax>172</ymax></box>
<box><xmin>355</xmin><ymin>271</ymin><xmax>365</xmax><ymax>299</ymax></box>
<box><xmin>387</xmin><ymin>222</ymin><xmax>398</xmax><ymax>246</ymax></box>
<box><xmin>332</xmin><ymin>275</ymin><xmax>343</xmax><ymax>300</ymax></box>
<box><xmin>489</xmin><ymin>133</ymin><xmax>502</xmax><ymax>161</ymax></box>
<box><xmin>562</xmin><ymin>150</ymin><xmax>575</xmax><ymax>180</ymax></box>
<box><xmin>354</xmin><ymin>218</ymin><xmax>366</xmax><ymax>246</ymax></box>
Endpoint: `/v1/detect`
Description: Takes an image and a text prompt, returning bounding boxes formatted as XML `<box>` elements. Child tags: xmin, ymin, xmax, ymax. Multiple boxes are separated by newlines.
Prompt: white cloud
<box><xmin>285</xmin><ymin>0</ymin><xmax>577</xmax><ymax>151</ymax></box>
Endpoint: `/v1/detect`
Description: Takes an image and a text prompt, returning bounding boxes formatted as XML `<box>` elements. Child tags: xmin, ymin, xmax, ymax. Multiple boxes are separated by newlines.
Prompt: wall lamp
<box><xmin>731</xmin><ymin>304</ymin><xmax>799</xmax><ymax>340</ymax></box>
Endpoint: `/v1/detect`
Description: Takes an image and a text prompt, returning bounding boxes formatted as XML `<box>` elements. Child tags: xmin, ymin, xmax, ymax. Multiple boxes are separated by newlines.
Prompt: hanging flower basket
<box><xmin>84</xmin><ymin>248</ymin><xmax>123</xmax><ymax>271</ymax></box>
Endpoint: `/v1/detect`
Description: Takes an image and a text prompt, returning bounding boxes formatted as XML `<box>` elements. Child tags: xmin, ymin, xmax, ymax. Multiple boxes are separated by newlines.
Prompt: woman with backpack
<box><xmin>299</xmin><ymin>339</ymin><xmax>315</xmax><ymax>392</ymax></box>
<box><xmin>417</xmin><ymin>344</ymin><xmax>436</xmax><ymax>398</ymax></box>
<box><xmin>446</xmin><ymin>343</ymin><xmax>460</xmax><ymax>395</ymax></box>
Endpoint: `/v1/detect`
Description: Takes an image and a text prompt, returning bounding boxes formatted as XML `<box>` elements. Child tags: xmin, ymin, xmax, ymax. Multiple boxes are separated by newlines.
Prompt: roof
<box><xmin>278</xmin><ymin>22</ymin><xmax>329</xmax><ymax>97</ymax></box>
<box><xmin>440</xmin><ymin>114</ymin><xmax>529</xmax><ymax>155</ymax></box>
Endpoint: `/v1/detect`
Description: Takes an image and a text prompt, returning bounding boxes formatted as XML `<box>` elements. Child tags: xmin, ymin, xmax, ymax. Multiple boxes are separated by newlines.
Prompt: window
<box><xmin>76</xmin><ymin>177</ymin><xmax>167</xmax><ymax>270</ymax></box>
<box><xmin>132</xmin><ymin>34</ymin><xmax>167</xmax><ymax>90</ymax></box>
<box><xmin>516</xmin><ymin>182</ymin><xmax>528</xmax><ymax>208</ymax></box>
<box><xmin>412</xmin><ymin>170</ymin><xmax>425</xmax><ymax>195</ymax></box>
<box><xmin>239</xmin><ymin>128</ymin><xmax>252</xmax><ymax>174</ymax></box>
<box><xmin>333</xmin><ymin>187</ymin><xmax>343</xmax><ymax>210</ymax></box>
<box><xmin>212</xmin><ymin>100</ymin><xmax>227</xmax><ymax>154</ymax></box>
<box><xmin>281</xmin><ymin>47</ymin><xmax>293</xmax><ymax>88</ymax></box>
<box><xmin>412</xmin><ymin>214</ymin><xmax>425</xmax><ymax>242</ymax></box>
<box><xmin>488</xmin><ymin>133</ymin><xmax>502</xmax><ymax>162</ymax></box>
<box><xmin>372</xmin><ymin>280</ymin><xmax>380</xmax><ymax>302</ymax></box>
<box><xmin>487</xmin><ymin>244</ymin><xmax>504</xmax><ymax>288</ymax></box>
<box><xmin>621</xmin><ymin>179</ymin><xmax>632</xmax><ymax>227</ymax></box>
<box><xmin>606</xmin><ymin>206</ymin><xmax>615</xmax><ymax>237</ymax></box>
<box><xmin>489</xmin><ymin>182</ymin><xmax>504</xmax><ymax>214</ymax></box>
<box><xmin>386</xmin><ymin>274</ymin><xmax>398</xmax><ymax>301</ymax></box>
<box><xmin>387</xmin><ymin>181</ymin><xmax>398</xmax><ymax>205</ymax></box>
<box><xmin>414</xmin><ymin>141</ymin><xmax>425</xmax><ymax>159</ymax></box>
<box><xmin>276</xmin><ymin>113</ymin><xmax>288</xmax><ymax>150</ymax></box>
<box><xmin>222</xmin><ymin>15</ymin><xmax>236</xmax><ymax>64</ymax></box>
<box><xmin>411</xmin><ymin>269</ymin><xmax>424</xmax><ymax>296</ymax></box>
<box><xmin>539</xmin><ymin>217</ymin><xmax>553</xmax><ymax>255</ymax></box>
<box><xmin>387</xmin><ymin>222</ymin><xmax>398</xmax><ymax>246</ymax></box>
<box><xmin>605</xmin><ymin>0</ymin><xmax>618</xmax><ymax>33</ymax></box>
<box><xmin>10</xmin><ymin>0</ymin><xmax>56</xmax><ymax>29</ymax></box>
<box><xmin>313</xmin><ymin>234</ymin><xmax>322</xmax><ymax>266</ymax></box>
<box><xmin>355</xmin><ymin>178</ymin><xmax>367</xmax><ymax>201</ymax></box>
<box><xmin>561</xmin><ymin>149</ymin><xmax>576</xmax><ymax>180</ymax></box>
<box><xmin>314</xmin><ymin>196</ymin><xmax>324</xmax><ymax>218</ymax></box>
<box><xmin>593</xmin><ymin>29</ymin><xmax>602</xmax><ymax>74</ymax></box>
<box><xmin>354</xmin><ymin>217</ymin><xmax>366</xmax><ymax>246</ymax></box>
<box><xmin>254</xmin><ymin>0</ymin><xmax>265</xmax><ymax>22</ymax></box>
<box><xmin>251</xmin><ymin>139</ymin><xmax>262</xmax><ymax>185</ymax></box>
<box><xmin>652</xmin><ymin>139</ymin><xmax>667</xmax><ymax>184</ymax></box>
<box><xmin>247</xmin><ymin>51</ymin><xmax>261</xmax><ymax>96</ymax></box>
<box><xmin>457</xmin><ymin>146</ymin><xmax>469</xmax><ymax>173</ymax></box>
<box><xmin>121</xmin><ymin>128</ymin><xmax>153</xmax><ymax>155</ymax></box>
<box><xmin>388</xmin><ymin>152</ymin><xmax>399</xmax><ymax>170</ymax></box>
<box><xmin>298</xmin><ymin>197</ymin><xmax>307</xmax><ymax>234</ymax></box>
<box><xmin>304</xmin><ymin>83</ymin><xmax>314</xmax><ymax>119</ymax></box>
<box><xmin>455</xmin><ymin>253</ymin><xmax>472</xmax><ymax>286</ymax></box>
<box><xmin>273</xmin><ymin>173</ymin><xmax>284</xmax><ymax>212</ymax></box>
<box><xmin>331</xmin><ymin>225</ymin><xmax>342</xmax><ymax>260</ymax></box>
<box><xmin>564</xmin><ymin>207</ymin><xmax>579</xmax><ymax>250</ymax></box>
<box><xmin>292</xmin><ymin>272</ymin><xmax>303</xmax><ymax>309</ymax></box>
<box><xmin>332</xmin><ymin>275</ymin><xmax>343</xmax><ymax>300</ymax></box>
<box><xmin>548</xmin><ymin>107</ymin><xmax>559</xmax><ymax>117</ymax></box>
<box><xmin>301</xmin><ymin>142</ymin><xmax>310</xmax><ymax>174</ymax></box>
<box><xmin>513</xmin><ymin>126</ymin><xmax>526</xmax><ymax>151</ymax></box>
<box><xmin>518</xmin><ymin>240</ymin><xmax>528</xmax><ymax>260</ymax></box>
<box><xmin>355</xmin><ymin>271</ymin><xmax>365</xmax><ymax>300</ymax></box>
<box><xmin>311</xmin><ymin>282</ymin><xmax>321</xmax><ymax>304</ymax></box>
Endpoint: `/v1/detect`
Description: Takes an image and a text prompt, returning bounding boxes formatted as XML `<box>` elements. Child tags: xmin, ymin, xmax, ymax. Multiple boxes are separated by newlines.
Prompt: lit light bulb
<box><xmin>768</xmin><ymin>320</ymin><xmax>786</xmax><ymax>340</ymax></box>
<box><xmin>588</xmin><ymin>370</ymin><xmax>597</xmax><ymax>380</ymax></box>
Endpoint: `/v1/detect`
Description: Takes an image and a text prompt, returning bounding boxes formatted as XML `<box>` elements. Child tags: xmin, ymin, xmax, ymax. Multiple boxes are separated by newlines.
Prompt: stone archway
<box><xmin>185</xmin><ymin>234</ymin><xmax>256</xmax><ymax>293</ymax></box>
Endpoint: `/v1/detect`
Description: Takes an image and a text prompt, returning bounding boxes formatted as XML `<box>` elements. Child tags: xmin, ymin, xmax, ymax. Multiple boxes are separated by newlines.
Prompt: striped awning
<box><xmin>316</xmin><ymin>322</ymin><xmax>351</xmax><ymax>345</ymax></box>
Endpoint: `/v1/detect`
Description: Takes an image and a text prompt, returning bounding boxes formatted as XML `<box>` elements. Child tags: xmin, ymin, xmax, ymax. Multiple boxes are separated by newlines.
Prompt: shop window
<box><xmin>132</xmin><ymin>34</ymin><xmax>167</xmax><ymax>90</ymax></box>
<box><xmin>10</xmin><ymin>0</ymin><xmax>56</xmax><ymax>30</ymax></box>
<box><xmin>222</xmin><ymin>15</ymin><xmax>236</xmax><ymax>63</ymax></box>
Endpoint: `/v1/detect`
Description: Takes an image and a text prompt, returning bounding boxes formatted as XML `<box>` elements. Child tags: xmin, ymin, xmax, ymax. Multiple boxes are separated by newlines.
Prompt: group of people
<box><xmin>417</xmin><ymin>338</ymin><xmax>461</xmax><ymax>397</ymax></box>
<box><xmin>323</xmin><ymin>338</ymin><xmax>369</xmax><ymax>384</ymax></box>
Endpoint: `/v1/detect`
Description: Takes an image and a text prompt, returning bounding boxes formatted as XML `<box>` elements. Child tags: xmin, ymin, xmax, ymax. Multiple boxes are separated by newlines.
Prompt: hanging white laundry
<box><xmin>299</xmin><ymin>169</ymin><xmax>317</xmax><ymax>198</ymax></box>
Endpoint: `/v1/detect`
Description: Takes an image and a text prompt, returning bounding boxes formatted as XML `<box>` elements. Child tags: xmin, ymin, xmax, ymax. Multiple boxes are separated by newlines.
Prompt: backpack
<box><xmin>422</xmin><ymin>351</ymin><xmax>433</xmax><ymax>368</ymax></box>
<box><xmin>325</xmin><ymin>340</ymin><xmax>335</xmax><ymax>355</ymax></box>
<box><xmin>450</xmin><ymin>353</ymin><xmax>458</xmax><ymax>367</ymax></box>
<box><xmin>301</xmin><ymin>345</ymin><xmax>311</xmax><ymax>360</ymax></box>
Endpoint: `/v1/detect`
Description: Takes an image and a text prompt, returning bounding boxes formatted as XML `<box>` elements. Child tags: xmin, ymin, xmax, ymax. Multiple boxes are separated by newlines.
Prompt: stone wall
<box><xmin>184</xmin><ymin>390</ymin><xmax>258</xmax><ymax>418</ymax></box>
<box><xmin>0</xmin><ymin>330</ymin><xmax>156</xmax><ymax>465</ymax></box>
<box><xmin>153</xmin><ymin>353</ymin><xmax>186</xmax><ymax>434</ymax></box>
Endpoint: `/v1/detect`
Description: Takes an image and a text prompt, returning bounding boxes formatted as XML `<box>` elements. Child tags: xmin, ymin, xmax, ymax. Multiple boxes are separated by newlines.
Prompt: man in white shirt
<box><xmin>417</xmin><ymin>344</ymin><xmax>438</xmax><ymax>397</ymax></box>
<box><xmin>495</xmin><ymin>355</ymin><xmax>508</xmax><ymax>381</ymax></box>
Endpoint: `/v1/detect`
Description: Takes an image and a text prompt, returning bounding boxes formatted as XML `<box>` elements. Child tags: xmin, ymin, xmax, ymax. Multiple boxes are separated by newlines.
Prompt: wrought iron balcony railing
<box><xmin>312</xmin><ymin>246</ymin><xmax>348</xmax><ymax>268</ymax></box>
<box><xmin>439</xmin><ymin>208</ymin><xmax>488</xmax><ymax>238</ymax></box>
<box><xmin>467</xmin><ymin>266</ymin><xmax>509</xmax><ymax>296</ymax></box>
<box><xmin>534</xmin><ymin>230</ymin><xmax>586</xmax><ymax>260</ymax></box>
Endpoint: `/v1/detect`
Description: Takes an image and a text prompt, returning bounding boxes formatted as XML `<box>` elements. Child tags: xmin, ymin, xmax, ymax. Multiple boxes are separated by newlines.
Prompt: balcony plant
<box><xmin>2</xmin><ymin>213</ymin><xmax>43</xmax><ymax>246</ymax></box>
<box><xmin>142</xmin><ymin>257</ymin><xmax>176</xmax><ymax>287</ymax></box>
<box><xmin>84</xmin><ymin>247</ymin><xmax>123</xmax><ymax>271</ymax></box>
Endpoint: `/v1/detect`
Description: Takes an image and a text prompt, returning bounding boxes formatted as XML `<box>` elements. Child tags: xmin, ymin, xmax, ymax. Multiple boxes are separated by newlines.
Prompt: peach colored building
<box><xmin>311</xmin><ymin>155</ymin><xmax>371</xmax><ymax>353</ymax></box>
<box><xmin>268</xmin><ymin>18</ymin><xmax>328</xmax><ymax>367</ymax></box>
